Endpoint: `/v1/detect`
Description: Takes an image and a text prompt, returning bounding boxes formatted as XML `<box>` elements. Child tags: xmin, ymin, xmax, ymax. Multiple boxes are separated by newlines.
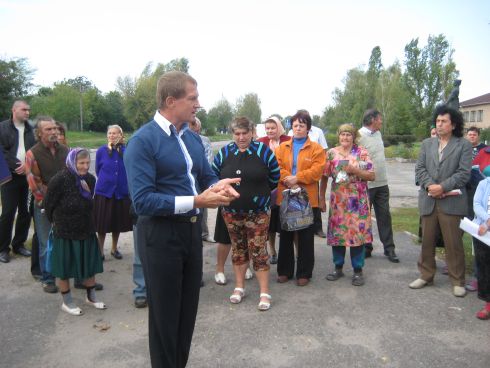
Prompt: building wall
<box><xmin>462</xmin><ymin>103</ymin><xmax>490</xmax><ymax>130</ymax></box>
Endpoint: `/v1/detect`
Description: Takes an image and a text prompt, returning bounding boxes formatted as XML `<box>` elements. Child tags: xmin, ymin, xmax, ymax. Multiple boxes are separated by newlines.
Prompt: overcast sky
<box><xmin>1</xmin><ymin>0</ymin><xmax>489</xmax><ymax>120</ymax></box>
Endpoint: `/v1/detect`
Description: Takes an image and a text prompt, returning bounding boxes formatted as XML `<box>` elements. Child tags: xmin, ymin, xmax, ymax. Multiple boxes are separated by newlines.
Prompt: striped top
<box><xmin>213</xmin><ymin>140</ymin><xmax>280</xmax><ymax>213</ymax></box>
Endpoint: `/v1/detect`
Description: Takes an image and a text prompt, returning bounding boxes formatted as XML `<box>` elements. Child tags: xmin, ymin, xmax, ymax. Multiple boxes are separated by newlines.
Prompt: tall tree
<box><xmin>116</xmin><ymin>58</ymin><xmax>189</xmax><ymax>128</ymax></box>
<box><xmin>366</xmin><ymin>46</ymin><xmax>383</xmax><ymax>108</ymax></box>
<box><xmin>0</xmin><ymin>57</ymin><xmax>35</xmax><ymax>120</ymax></box>
<box><xmin>403</xmin><ymin>34</ymin><xmax>459</xmax><ymax>126</ymax></box>
<box><xmin>207</xmin><ymin>98</ymin><xmax>233</xmax><ymax>133</ymax></box>
<box><xmin>235</xmin><ymin>93</ymin><xmax>262</xmax><ymax>124</ymax></box>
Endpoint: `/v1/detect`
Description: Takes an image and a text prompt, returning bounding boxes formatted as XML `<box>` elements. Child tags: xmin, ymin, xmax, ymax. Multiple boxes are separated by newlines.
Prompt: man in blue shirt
<box><xmin>124</xmin><ymin>71</ymin><xmax>239</xmax><ymax>368</ymax></box>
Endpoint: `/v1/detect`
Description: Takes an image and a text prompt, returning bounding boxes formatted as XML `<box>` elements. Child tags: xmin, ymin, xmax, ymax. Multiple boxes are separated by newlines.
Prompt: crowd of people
<box><xmin>0</xmin><ymin>71</ymin><xmax>488</xmax><ymax>368</ymax></box>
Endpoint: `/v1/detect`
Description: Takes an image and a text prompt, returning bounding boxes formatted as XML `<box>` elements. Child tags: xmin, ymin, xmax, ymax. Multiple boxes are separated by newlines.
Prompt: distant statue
<box><xmin>446</xmin><ymin>79</ymin><xmax>461</xmax><ymax>110</ymax></box>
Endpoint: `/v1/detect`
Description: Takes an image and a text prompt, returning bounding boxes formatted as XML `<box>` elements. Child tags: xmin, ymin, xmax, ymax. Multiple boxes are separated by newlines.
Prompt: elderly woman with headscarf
<box><xmin>93</xmin><ymin>124</ymin><xmax>132</xmax><ymax>260</ymax></box>
<box><xmin>257</xmin><ymin>116</ymin><xmax>291</xmax><ymax>264</ymax></box>
<box><xmin>275</xmin><ymin>110</ymin><xmax>326</xmax><ymax>286</ymax></box>
<box><xmin>44</xmin><ymin>148</ymin><xmax>105</xmax><ymax>315</ymax></box>
<box><xmin>319</xmin><ymin>124</ymin><xmax>374</xmax><ymax>286</ymax></box>
<box><xmin>213</xmin><ymin>116</ymin><xmax>280</xmax><ymax>311</ymax></box>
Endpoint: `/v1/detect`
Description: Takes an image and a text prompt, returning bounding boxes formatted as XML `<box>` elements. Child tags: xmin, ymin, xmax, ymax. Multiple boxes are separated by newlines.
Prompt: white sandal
<box><xmin>229</xmin><ymin>288</ymin><xmax>245</xmax><ymax>304</ymax></box>
<box><xmin>85</xmin><ymin>297</ymin><xmax>107</xmax><ymax>310</ymax></box>
<box><xmin>258</xmin><ymin>293</ymin><xmax>271</xmax><ymax>311</ymax></box>
<box><xmin>61</xmin><ymin>303</ymin><xmax>83</xmax><ymax>316</ymax></box>
<box><xmin>214</xmin><ymin>272</ymin><xmax>227</xmax><ymax>285</ymax></box>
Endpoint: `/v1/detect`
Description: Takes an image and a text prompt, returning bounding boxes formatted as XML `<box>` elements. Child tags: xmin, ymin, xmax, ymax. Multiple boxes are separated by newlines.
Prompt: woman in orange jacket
<box><xmin>275</xmin><ymin>110</ymin><xmax>326</xmax><ymax>286</ymax></box>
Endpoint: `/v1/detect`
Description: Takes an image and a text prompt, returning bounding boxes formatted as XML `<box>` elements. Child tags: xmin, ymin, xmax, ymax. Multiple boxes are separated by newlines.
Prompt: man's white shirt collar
<box><xmin>153</xmin><ymin>111</ymin><xmax>189</xmax><ymax>137</ymax></box>
<box><xmin>360</xmin><ymin>126</ymin><xmax>376</xmax><ymax>136</ymax></box>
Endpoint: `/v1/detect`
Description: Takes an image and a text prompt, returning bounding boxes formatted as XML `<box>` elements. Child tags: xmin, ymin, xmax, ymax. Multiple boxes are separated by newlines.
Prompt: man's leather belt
<box><xmin>162</xmin><ymin>215</ymin><xmax>198</xmax><ymax>223</ymax></box>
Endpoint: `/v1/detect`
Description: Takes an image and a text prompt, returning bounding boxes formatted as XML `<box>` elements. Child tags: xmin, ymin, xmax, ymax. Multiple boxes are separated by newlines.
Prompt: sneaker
<box><xmin>465</xmin><ymin>279</ymin><xmax>478</xmax><ymax>292</ymax></box>
<box><xmin>111</xmin><ymin>249</ymin><xmax>123</xmax><ymax>260</ymax></box>
<box><xmin>352</xmin><ymin>272</ymin><xmax>365</xmax><ymax>286</ymax></box>
<box><xmin>326</xmin><ymin>269</ymin><xmax>344</xmax><ymax>281</ymax></box>
<box><xmin>409</xmin><ymin>278</ymin><xmax>430</xmax><ymax>289</ymax></box>
<box><xmin>453</xmin><ymin>286</ymin><xmax>466</xmax><ymax>297</ymax></box>
<box><xmin>43</xmin><ymin>283</ymin><xmax>59</xmax><ymax>293</ymax></box>
<box><xmin>134</xmin><ymin>296</ymin><xmax>147</xmax><ymax>309</ymax></box>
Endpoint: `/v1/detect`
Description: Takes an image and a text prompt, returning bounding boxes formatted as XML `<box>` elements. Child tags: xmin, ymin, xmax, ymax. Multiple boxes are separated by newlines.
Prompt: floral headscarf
<box><xmin>66</xmin><ymin>148</ymin><xmax>92</xmax><ymax>200</ymax></box>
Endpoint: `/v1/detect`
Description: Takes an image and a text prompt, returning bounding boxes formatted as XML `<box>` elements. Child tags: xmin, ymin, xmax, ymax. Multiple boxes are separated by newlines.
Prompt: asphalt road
<box><xmin>1</xmin><ymin>161</ymin><xmax>489</xmax><ymax>368</ymax></box>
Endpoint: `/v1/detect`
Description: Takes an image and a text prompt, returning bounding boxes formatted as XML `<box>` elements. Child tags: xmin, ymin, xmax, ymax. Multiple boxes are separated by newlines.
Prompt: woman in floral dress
<box><xmin>319</xmin><ymin>124</ymin><xmax>374</xmax><ymax>286</ymax></box>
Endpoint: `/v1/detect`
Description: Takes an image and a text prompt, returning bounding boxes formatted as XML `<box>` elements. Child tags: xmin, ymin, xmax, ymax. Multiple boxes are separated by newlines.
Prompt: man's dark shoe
<box><xmin>42</xmin><ymin>283</ymin><xmax>59</xmax><ymax>293</ymax></box>
<box><xmin>134</xmin><ymin>296</ymin><xmax>147</xmax><ymax>308</ymax></box>
<box><xmin>315</xmin><ymin>230</ymin><xmax>327</xmax><ymax>238</ymax></box>
<box><xmin>296</xmin><ymin>278</ymin><xmax>310</xmax><ymax>286</ymax></box>
<box><xmin>74</xmin><ymin>282</ymin><xmax>103</xmax><ymax>291</ymax></box>
<box><xmin>277</xmin><ymin>275</ymin><xmax>289</xmax><ymax>283</ymax></box>
<box><xmin>326</xmin><ymin>269</ymin><xmax>344</xmax><ymax>281</ymax></box>
<box><xmin>13</xmin><ymin>246</ymin><xmax>31</xmax><ymax>257</ymax></box>
<box><xmin>0</xmin><ymin>251</ymin><xmax>10</xmax><ymax>263</ymax></box>
<box><xmin>384</xmin><ymin>249</ymin><xmax>400</xmax><ymax>263</ymax></box>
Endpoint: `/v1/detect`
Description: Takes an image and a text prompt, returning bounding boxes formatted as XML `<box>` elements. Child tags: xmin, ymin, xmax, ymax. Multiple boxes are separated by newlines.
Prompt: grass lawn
<box><xmin>391</xmin><ymin>207</ymin><xmax>475</xmax><ymax>273</ymax></box>
<box><xmin>66</xmin><ymin>131</ymin><xmax>231</xmax><ymax>149</ymax></box>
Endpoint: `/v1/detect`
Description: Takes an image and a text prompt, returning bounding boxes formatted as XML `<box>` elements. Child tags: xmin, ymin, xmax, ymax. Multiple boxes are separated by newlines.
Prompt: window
<box><xmin>464</xmin><ymin>111</ymin><xmax>469</xmax><ymax>122</ymax></box>
<box><xmin>477</xmin><ymin>110</ymin><xmax>483</xmax><ymax>122</ymax></box>
<box><xmin>470</xmin><ymin>110</ymin><xmax>476</xmax><ymax>122</ymax></box>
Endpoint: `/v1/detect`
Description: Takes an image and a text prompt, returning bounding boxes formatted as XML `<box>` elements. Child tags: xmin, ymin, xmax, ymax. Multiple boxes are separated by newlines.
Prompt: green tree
<box><xmin>366</xmin><ymin>46</ymin><xmax>383</xmax><ymax>108</ymax></box>
<box><xmin>376</xmin><ymin>62</ymin><xmax>415</xmax><ymax>135</ymax></box>
<box><xmin>403</xmin><ymin>34</ymin><xmax>459</xmax><ymax>126</ymax></box>
<box><xmin>207</xmin><ymin>98</ymin><xmax>233</xmax><ymax>133</ymax></box>
<box><xmin>117</xmin><ymin>58</ymin><xmax>189</xmax><ymax>128</ymax></box>
<box><xmin>30</xmin><ymin>83</ymin><xmax>84</xmax><ymax>130</ymax></box>
<box><xmin>323</xmin><ymin>67</ymin><xmax>369</xmax><ymax>131</ymax></box>
<box><xmin>235</xmin><ymin>93</ymin><xmax>262</xmax><ymax>124</ymax></box>
<box><xmin>0</xmin><ymin>57</ymin><xmax>35</xmax><ymax>120</ymax></box>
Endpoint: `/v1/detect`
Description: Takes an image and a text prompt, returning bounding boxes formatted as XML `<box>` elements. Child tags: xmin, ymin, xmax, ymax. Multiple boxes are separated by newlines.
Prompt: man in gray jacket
<box><xmin>359</xmin><ymin>109</ymin><xmax>399</xmax><ymax>262</ymax></box>
<box><xmin>410</xmin><ymin>104</ymin><xmax>471</xmax><ymax>297</ymax></box>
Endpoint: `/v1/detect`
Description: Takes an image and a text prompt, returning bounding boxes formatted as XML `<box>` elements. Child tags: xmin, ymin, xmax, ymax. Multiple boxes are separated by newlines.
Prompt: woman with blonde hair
<box><xmin>320</xmin><ymin>124</ymin><xmax>375</xmax><ymax>286</ymax></box>
<box><xmin>257</xmin><ymin>116</ymin><xmax>291</xmax><ymax>264</ymax></box>
<box><xmin>93</xmin><ymin>124</ymin><xmax>132</xmax><ymax>260</ymax></box>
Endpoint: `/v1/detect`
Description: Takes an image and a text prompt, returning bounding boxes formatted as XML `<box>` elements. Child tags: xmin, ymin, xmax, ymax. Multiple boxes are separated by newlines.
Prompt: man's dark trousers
<box><xmin>0</xmin><ymin>175</ymin><xmax>31</xmax><ymax>254</ymax></box>
<box><xmin>366</xmin><ymin>185</ymin><xmax>395</xmax><ymax>252</ymax></box>
<box><xmin>138</xmin><ymin>215</ymin><xmax>203</xmax><ymax>368</ymax></box>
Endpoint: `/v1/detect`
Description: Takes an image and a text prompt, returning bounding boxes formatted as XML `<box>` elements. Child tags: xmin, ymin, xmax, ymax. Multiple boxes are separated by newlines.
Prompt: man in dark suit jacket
<box><xmin>0</xmin><ymin>100</ymin><xmax>36</xmax><ymax>263</ymax></box>
<box><xmin>411</xmin><ymin>104</ymin><xmax>471</xmax><ymax>297</ymax></box>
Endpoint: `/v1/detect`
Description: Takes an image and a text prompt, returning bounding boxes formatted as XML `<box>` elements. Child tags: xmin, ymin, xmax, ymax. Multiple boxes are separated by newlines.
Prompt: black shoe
<box><xmin>384</xmin><ymin>249</ymin><xmax>400</xmax><ymax>263</ymax></box>
<box><xmin>352</xmin><ymin>272</ymin><xmax>365</xmax><ymax>286</ymax></box>
<box><xmin>0</xmin><ymin>251</ymin><xmax>10</xmax><ymax>263</ymax></box>
<box><xmin>74</xmin><ymin>282</ymin><xmax>103</xmax><ymax>291</ymax></box>
<box><xmin>13</xmin><ymin>246</ymin><xmax>31</xmax><ymax>257</ymax></box>
<box><xmin>111</xmin><ymin>249</ymin><xmax>123</xmax><ymax>260</ymax></box>
<box><xmin>326</xmin><ymin>269</ymin><xmax>344</xmax><ymax>281</ymax></box>
<box><xmin>134</xmin><ymin>296</ymin><xmax>147</xmax><ymax>308</ymax></box>
<box><xmin>315</xmin><ymin>230</ymin><xmax>327</xmax><ymax>238</ymax></box>
<box><xmin>43</xmin><ymin>283</ymin><xmax>59</xmax><ymax>293</ymax></box>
